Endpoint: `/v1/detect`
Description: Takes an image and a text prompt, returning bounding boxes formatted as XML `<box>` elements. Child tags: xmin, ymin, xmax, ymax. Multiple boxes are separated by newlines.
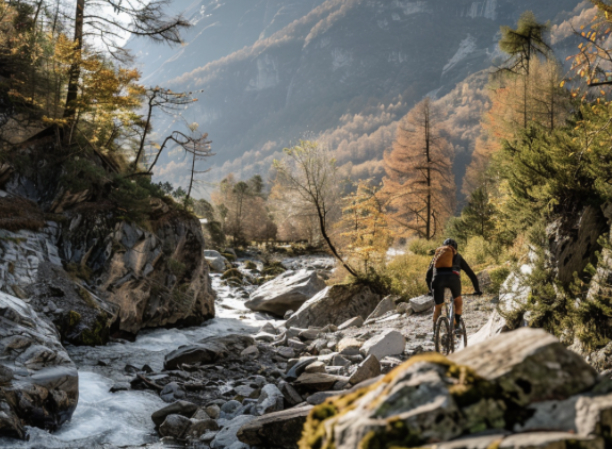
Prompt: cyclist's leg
<box><xmin>450</xmin><ymin>275</ymin><xmax>463</xmax><ymax>325</ymax></box>
<box><xmin>431</xmin><ymin>277</ymin><xmax>445</xmax><ymax>330</ymax></box>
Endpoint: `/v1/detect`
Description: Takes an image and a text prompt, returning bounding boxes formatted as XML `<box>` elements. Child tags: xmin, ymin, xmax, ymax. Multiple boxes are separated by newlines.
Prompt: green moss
<box><xmin>77</xmin><ymin>286</ymin><xmax>99</xmax><ymax>309</ymax></box>
<box><xmin>66</xmin><ymin>263</ymin><xmax>93</xmax><ymax>282</ymax></box>
<box><xmin>167</xmin><ymin>258</ymin><xmax>187</xmax><ymax>278</ymax></box>
<box><xmin>244</xmin><ymin>260</ymin><xmax>258</xmax><ymax>270</ymax></box>
<box><xmin>80</xmin><ymin>313</ymin><xmax>110</xmax><ymax>346</ymax></box>
<box><xmin>67</xmin><ymin>310</ymin><xmax>81</xmax><ymax>328</ymax></box>
<box><xmin>222</xmin><ymin>268</ymin><xmax>243</xmax><ymax>281</ymax></box>
<box><xmin>262</xmin><ymin>262</ymin><xmax>286</xmax><ymax>277</ymax></box>
<box><xmin>222</xmin><ymin>252</ymin><xmax>237</xmax><ymax>262</ymax></box>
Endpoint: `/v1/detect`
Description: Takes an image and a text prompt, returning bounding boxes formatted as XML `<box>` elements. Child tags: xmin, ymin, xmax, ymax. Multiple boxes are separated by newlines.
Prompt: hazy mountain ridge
<box><xmin>129</xmin><ymin>0</ymin><xmax>588</xmax><ymax>194</ymax></box>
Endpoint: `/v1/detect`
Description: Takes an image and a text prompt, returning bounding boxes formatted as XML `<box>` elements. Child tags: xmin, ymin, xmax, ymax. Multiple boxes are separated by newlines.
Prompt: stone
<box><xmin>451</xmin><ymin>328</ymin><xmax>598</xmax><ymax>406</ymax></box>
<box><xmin>255</xmin><ymin>332</ymin><xmax>276</xmax><ymax>342</ymax></box>
<box><xmin>338</xmin><ymin>316</ymin><xmax>364</xmax><ymax>330</ymax></box>
<box><xmin>576</xmin><ymin>393</ymin><xmax>612</xmax><ymax>437</ymax></box>
<box><xmin>307</xmin><ymin>391</ymin><xmax>344</xmax><ymax>405</ymax></box>
<box><xmin>337</xmin><ymin>337</ymin><xmax>362</xmax><ymax>353</ymax></box>
<box><xmin>256</xmin><ymin>384</ymin><xmax>284</xmax><ymax>415</ymax></box>
<box><xmin>235</xmin><ymin>384</ymin><xmax>257</xmax><ymax>398</ymax></box>
<box><xmin>360</xmin><ymin>329</ymin><xmax>406</xmax><ymax>360</ymax></box>
<box><xmin>259</xmin><ymin>322</ymin><xmax>278</xmax><ymax>335</ymax></box>
<box><xmin>293</xmin><ymin>373</ymin><xmax>343</xmax><ymax>392</ymax></box>
<box><xmin>409</xmin><ymin>294</ymin><xmax>435</xmax><ymax>313</ymax></box>
<box><xmin>284</xmin><ymin>310</ymin><xmax>294</xmax><ymax>319</ymax></box>
<box><xmin>305</xmin><ymin>361</ymin><xmax>326</xmax><ymax>373</ymax></box>
<box><xmin>278</xmin><ymin>381</ymin><xmax>303</xmax><ymax>406</ymax></box>
<box><xmin>288</xmin><ymin>338</ymin><xmax>306</xmax><ymax>351</ymax></box>
<box><xmin>500</xmin><ymin>432</ymin><xmax>602</xmax><ymax>449</ymax></box>
<box><xmin>365</xmin><ymin>295</ymin><xmax>400</xmax><ymax>323</ymax></box>
<box><xmin>152</xmin><ymin>400</ymin><xmax>199</xmax><ymax>428</ymax></box>
<box><xmin>277</xmin><ymin>346</ymin><xmax>296</xmax><ymax>359</ymax></box>
<box><xmin>0</xmin><ymin>292</ymin><xmax>78</xmax><ymax>439</ymax></box>
<box><xmin>349</xmin><ymin>355</ymin><xmax>381</xmax><ymax>385</ymax></box>
<box><xmin>285</xmin><ymin>357</ymin><xmax>317</xmax><ymax>381</ymax></box>
<box><xmin>331</xmin><ymin>354</ymin><xmax>351</xmax><ymax>367</ymax></box>
<box><xmin>211</xmin><ymin>415</ymin><xmax>256</xmax><ymax>449</ymax></box>
<box><xmin>299</xmin><ymin>328</ymin><xmax>321</xmax><ymax>340</ymax></box>
<box><xmin>245</xmin><ymin>269</ymin><xmax>326</xmax><ymax>317</ymax></box>
<box><xmin>241</xmin><ymin>345</ymin><xmax>259</xmax><ymax>358</ymax></box>
<box><xmin>205</xmin><ymin>250</ymin><xmax>228</xmax><ymax>273</ymax></box>
<box><xmin>396</xmin><ymin>302</ymin><xmax>413</xmax><ymax>315</ymax></box>
<box><xmin>164</xmin><ymin>334</ymin><xmax>255</xmax><ymax>370</ymax></box>
<box><xmin>159</xmin><ymin>414</ymin><xmax>192</xmax><ymax>438</ymax></box>
<box><xmin>237</xmin><ymin>405</ymin><xmax>313</xmax><ymax>449</ymax></box>
<box><xmin>192</xmin><ymin>409</ymin><xmax>211</xmax><ymax>420</ymax></box>
<box><xmin>160</xmin><ymin>382</ymin><xmax>186</xmax><ymax>402</ymax></box>
<box><xmin>205</xmin><ymin>404</ymin><xmax>221</xmax><ymax>419</ymax></box>
<box><xmin>286</xmin><ymin>284</ymin><xmax>380</xmax><ymax>328</ymax></box>
<box><xmin>186</xmin><ymin>418</ymin><xmax>220</xmax><ymax>439</ymax></box>
<box><xmin>220</xmin><ymin>400</ymin><xmax>243</xmax><ymax>418</ymax></box>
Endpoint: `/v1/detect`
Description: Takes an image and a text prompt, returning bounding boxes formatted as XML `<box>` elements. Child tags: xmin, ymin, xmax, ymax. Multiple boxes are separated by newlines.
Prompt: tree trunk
<box><xmin>63</xmin><ymin>0</ymin><xmax>85</xmax><ymax>121</ymax></box>
<box><xmin>134</xmin><ymin>94</ymin><xmax>156</xmax><ymax>170</ymax></box>
<box><xmin>425</xmin><ymin>102</ymin><xmax>432</xmax><ymax>240</ymax></box>
<box><xmin>315</xmin><ymin>204</ymin><xmax>358</xmax><ymax>278</ymax></box>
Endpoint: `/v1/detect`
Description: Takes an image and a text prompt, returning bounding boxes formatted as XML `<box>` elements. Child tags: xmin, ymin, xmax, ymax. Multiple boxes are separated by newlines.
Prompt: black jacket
<box><xmin>425</xmin><ymin>253</ymin><xmax>480</xmax><ymax>292</ymax></box>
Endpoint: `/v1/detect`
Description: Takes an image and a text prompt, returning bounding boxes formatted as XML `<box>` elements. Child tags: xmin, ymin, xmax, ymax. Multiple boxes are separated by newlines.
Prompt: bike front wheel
<box><xmin>434</xmin><ymin>316</ymin><xmax>453</xmax><ymax>355</ymax></box>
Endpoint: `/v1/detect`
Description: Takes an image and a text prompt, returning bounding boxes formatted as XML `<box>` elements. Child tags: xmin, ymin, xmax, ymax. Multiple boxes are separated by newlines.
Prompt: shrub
<box><xmin>385</xmin><ymin>253</ymin><xmax>431</xmax><ymax>300</ymax></box>
<box><xmin>167</xmin><ymin>258</ymin><xmax>186</xmax><ymax>279</ymax></box>
<box><xmin>408</xmin><ymin>238</ymin><xmax>438</xmax><ymax>256</ymax></box>
<box><xmin>488</xmin><ymin>266</ymin><xmax>511</xmax><ymax>295</ymax></box>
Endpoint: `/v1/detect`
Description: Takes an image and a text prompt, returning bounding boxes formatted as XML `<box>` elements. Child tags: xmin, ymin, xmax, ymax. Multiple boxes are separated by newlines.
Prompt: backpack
<box><xmin>433</xmin><ymin>245</ymin><xmax>456</xmax><ymax>269</ymax></box>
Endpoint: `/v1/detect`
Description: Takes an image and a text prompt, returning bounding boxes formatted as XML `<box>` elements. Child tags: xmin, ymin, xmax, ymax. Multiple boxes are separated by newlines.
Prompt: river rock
<box><xmin>338</xmin><ymin>316</ymin><xmax>364</xmax><ymax>330</ymax></box>
<box><xmin>286</xmin><ymin>284</ymin><xmax>380</xmax><ymax>328</ymax></box>
<box><xmin>245</xmin><ymin>269</ymin><xmax>326</xmax><ymax>317</ymax></box>
<box><xmin>365</xmin><ymin>295</ymin><xmax>400</xmax><ymax>323</ymax></box>
<box><xmin>305</xmin><ymin>361</ymin><xmax>326</xmax><ymax>373</ymax></box>
<box><xmin>0</xmin><ymin>292</ymin><xmax>79</xmax><ymax>439</ymax></box>
<box><xmin>159</xmin><ymin>414</ymin><xmax>192</xmax><ymax>438</ymax></box>
<box><xmin>360</xmin><ymin>329</ymin><xmax>405</xmax><ymax>360</ymax></box>
<box><xmin>278</xmin><ymin>381</ymin><xmax>303</xmax><ymax>406</ymax></box>
<box><xmin>152</xmin><ymin>400</ymin><xmax>199</xmax><ymax>428</ymax></box>
<box><xmin>450</xmin><ymin>328</ymin><xmax>598</xmax><ymax>406</ymax></box>
<box><xmin>164</xmin><ymin>334</ymin><xmax>255</xmax><ymax>370</ymax></box>
<box><xmin>277</xmin><ymin>346</ymin><xmax>296</xmax><ymax>359</ymax></box>
<box><xmin>211</xmin><ymin>415</ymin><xmax>256</xmax><ymax>449</ymax></box>
<box><xmin>396</xmin><ymin>302</ymin><xmax>413</xmax><ymax>315</ymax></box>
<box><xmin>160</xmin><ymin>382</ymin><xmax>186</xmax><ymax>402</ymax></box>
<box><xmin>286</xmin><ymin>357</ymin><xmax>317</xmax><ymax>381</ymax></box>
<box><xmin>293</xmin><ymin>373</ymin><xmax>343</xmax><ymax>392</ymax></box>
<box><xmin>241</xmin><ymin>345</ymin><xmax>259</xmax><ymax>358</ymax></box>
<box><xmin>237</xmin><ymin>405</ymin><xmax>313</xmax><ymax>449</ymax></box>
<box><xmin>409</xmin><ymin>294</ymin><xmax>435</xmax><ymax>313</ymax></box>
<box><xmin>349</xmin><ymin>355</ymin><xmax>381</xmax><ymax>385</ymax></box>
<box><xmin>206</xmin><ymin>404</ymin><xmax>221</xmax><ymax>419</ymax></box>
<box><xmin>205</xmin><ymin>250</ymin><xmax>228</xmax><ymax>273</ymax></box>
<box><xmin>186</xmin><ymin>418</ymin><xmax>220</xmax><ymax>439</ymax></box>
<box><xmin>256</xmin><ymin>384</ymin><xmax>284</xmax><ymax>415</ymax></box>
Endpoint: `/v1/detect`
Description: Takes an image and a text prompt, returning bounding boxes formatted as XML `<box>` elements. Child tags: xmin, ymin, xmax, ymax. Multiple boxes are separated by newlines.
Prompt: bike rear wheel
<box><xmin>454</xmin><ymin>318</ymin><xmax>468</xmax><ymax>351</ymax></box>
<box><xmin>434</xmin><ymin>316</ymin><xmax>453</xmax><ymax>355</ymax></box>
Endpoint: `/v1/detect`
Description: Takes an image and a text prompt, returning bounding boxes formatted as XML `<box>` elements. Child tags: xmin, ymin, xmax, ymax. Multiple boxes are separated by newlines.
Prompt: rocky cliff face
<box><xmin>0</xmin><ymin>135</ymin><xmax>215</xmax><ymax>344</ymax></box>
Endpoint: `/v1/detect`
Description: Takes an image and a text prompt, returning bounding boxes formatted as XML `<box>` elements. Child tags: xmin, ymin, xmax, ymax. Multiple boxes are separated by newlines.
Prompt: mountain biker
<box><xmin>426</xmin><ymin>238</ymin><xmax>482</xmax><ymax>334</ymax></box>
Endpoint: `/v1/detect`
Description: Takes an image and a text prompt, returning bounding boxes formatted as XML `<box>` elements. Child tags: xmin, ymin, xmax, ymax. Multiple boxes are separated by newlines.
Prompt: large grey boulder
<box><xmin>0</xmin><ymin>292</ymin><xmax>79</xmax><ymax>439</ymax></box>
<box><xmin>286</xmin><ymin>284</ymin><xmax>380</xmax><ymax>328</ymax></box>
<box><xmin>409</xmin><ymin>295</ymin><xmax>435</xmax><ymax>313</ymax></box>
<box><xmin>451</xmin><ymin>328</ymin><xmax>598</xmax><ymax>406</ymax></box>
<box><xmin>245</xmin><ymin>269</ymin><xmax>326</xmax><ymax>317</ymax></box>
<box><xmin>365</xmin><ymin>295</ymin><xmax>400</xmax><ymax>323</ymax></box>
<box><xmin>237</xmin><ymin>405</ymin><xmax>313</xmax><ymax>449</ymax></box>
<box><xmin>164</xmin><ymin>334</ymin><xmax>255</xmax><ymax>370</ymax></box>
<box><xmin>301</xmin><ymin>328</ymin><xmax>604</xmax><ymax>449</ymax></box>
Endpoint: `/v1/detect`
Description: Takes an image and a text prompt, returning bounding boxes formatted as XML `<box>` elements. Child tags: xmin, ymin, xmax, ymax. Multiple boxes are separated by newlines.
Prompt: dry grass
<box><xmin>0</xmin><ymin>196</ymin><xmax>45</xmax><ymax>231</ymax></box>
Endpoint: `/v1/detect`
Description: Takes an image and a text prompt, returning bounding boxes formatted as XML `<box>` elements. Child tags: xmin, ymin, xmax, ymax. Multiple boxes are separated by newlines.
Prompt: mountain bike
<box><xmin>434</xmin><ymin>294</ymin><xmax>477</xmax><ymax>355</ymax></box>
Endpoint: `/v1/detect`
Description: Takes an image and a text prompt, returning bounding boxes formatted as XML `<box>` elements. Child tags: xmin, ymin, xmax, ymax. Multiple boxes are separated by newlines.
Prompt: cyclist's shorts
<box><xmin>432</xmin><ymin>274</ymin><xmax>461</xmax><ymax>305</ymax></box>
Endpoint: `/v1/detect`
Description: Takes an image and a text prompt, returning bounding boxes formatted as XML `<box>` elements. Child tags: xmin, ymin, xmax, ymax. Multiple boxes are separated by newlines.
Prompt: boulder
<box><xmin>365</xmin><ymin>295</ymin><xmax>400</xmax><ymax>323</ymax></box>
<box><xmin>205</xmin><ymin>250</ymin><xmax>228</xmax><ymax>273</ymax></box>
<box><xmin>396</xmin><ymin>302</ymin><xmax>413</xmax><ymax>315</ymax></box>
<box><xmin>279</xmin><ymin>381</ymin><xmax>303</xmax><ymax>406</ymax></box>
<box><xmin>305</xmin><ymin>361</ymin><xmax>326</xmax><ymax>374</ymax></box>
<box><xmin>0</xmin><ymin>292</ymin><xmax>79</xmax><ymax>439</ymax></box>
<box><xmin>159</xmin><ymin>414</ymin><xmax>192</xmax><ymax>438</ymax></box>
<box><xmin>338</xmin><ymin>316</ymin><xmax>364</xmax><ymax>330</ymax></box>
<box><xmin>451</xmin><ymin>328</ymin><xmax>598</xmax><ymax>406</ymax></box>
<box><xmin>151</xmin><ymin>401</ymin><xmax>199</xmax><ymax>428</ymax></box>
<box><xmin>164</xmin><ymin>334</ymin><xmax>255</xmax><ymax>370</ymax></box>
<box><xmin>360</xmin><ymin>329</ymin><xmax>405</xmax><ymax>360</ymax></box>
<box><xmin>237</xmin><ymin>405</ymin><xmax>313</xmax><ymax>449</ymax></box>
<box><xmin>256</xmin><ymin>384</ymin><xmax>284</xmax><ymax>415</ymax></box>
<box><xmin>409</xmin><ymin>295</ymin><xmax>435</xmax><ymax>313</ymax></box>
<box><xmin>293</xmin><ymin>373</ymin><xmax>344</xmax><ymax>392</ymax></box>
<box><xmin>500</xmin><ymin>432</ymin><xmax>602</xmax><ymax>449</ymax></box>
<box><xmin>211</xmin><ymin>415</ymin><xmax>256</xmax><ymax>449</ymax></box>
<box><xmin>245</xmin><ymin>270</ymin><xmax>326</xmax><ymax>316</ymax></box>
<box><xmin>349</xmin><ymin>355</ymin><xmax>381</xmax><ymax>385</ymax></box>
<box><xmin>286</xmin><ymin>284</ymin><xmax>380</xmax><ymax>329</ymax></box>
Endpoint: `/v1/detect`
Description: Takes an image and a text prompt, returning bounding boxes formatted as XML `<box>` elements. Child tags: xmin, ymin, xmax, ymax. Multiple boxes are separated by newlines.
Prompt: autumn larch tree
<box><xmin>382</xmin><ymin>98</ymin><xmax>455</xmax><ymax>241</ymax></box>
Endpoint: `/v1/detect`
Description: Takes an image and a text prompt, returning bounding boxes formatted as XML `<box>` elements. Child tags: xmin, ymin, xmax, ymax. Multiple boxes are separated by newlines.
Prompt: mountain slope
<box><xmin>128</xmin><ymin>0</ymin><xmax>587</xmax><ymax>192</ymax></box>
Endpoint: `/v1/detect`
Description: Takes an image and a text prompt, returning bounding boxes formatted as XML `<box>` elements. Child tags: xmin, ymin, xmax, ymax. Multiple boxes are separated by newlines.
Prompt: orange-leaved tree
<box><xmin>382</xmin><ymin>98</ymin><xmax>455</xmax><ymax>241</ymax></box>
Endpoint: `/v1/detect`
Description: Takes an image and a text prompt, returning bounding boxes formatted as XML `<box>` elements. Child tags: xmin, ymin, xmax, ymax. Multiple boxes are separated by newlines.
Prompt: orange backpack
<box><xmin>433</xmin><ymin>245</ymin><xmax>456</xmax><ymax>269</ymax></box>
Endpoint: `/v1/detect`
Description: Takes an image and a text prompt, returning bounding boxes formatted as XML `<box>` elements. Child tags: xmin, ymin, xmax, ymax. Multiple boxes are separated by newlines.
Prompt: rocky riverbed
<box><xmin>0</xmin><ymin>252</ymin><xmax>500</xmax><ymax>449</ymax></box>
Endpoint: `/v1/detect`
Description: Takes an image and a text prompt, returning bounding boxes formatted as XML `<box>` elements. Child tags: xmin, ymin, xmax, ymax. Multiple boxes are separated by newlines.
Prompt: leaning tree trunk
<box><xmin>63</xmin><ymin>0</ymin><xmax>84</xmax><ymax>121</ymax></box>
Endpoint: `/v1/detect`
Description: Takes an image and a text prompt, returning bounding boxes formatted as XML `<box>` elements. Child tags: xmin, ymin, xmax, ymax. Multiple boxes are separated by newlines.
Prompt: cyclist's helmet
<box><xmin>443</xmin><ymin>238</ymin><xmax>458</xmax><ymax>250</ymax></box>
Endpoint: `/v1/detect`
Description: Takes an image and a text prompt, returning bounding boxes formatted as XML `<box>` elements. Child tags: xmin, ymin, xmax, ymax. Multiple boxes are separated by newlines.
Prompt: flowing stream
<box><xmin>0</xmin><ymin>264</ymin><xmax>282</xmax><ymax>449</ymax></box>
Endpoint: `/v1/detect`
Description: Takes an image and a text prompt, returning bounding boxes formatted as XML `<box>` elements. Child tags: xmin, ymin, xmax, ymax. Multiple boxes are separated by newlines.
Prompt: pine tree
<box><xmin>382</xmin><ymin>98</ymin><xmax>455</xmax><ymax>240</ymax></box>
